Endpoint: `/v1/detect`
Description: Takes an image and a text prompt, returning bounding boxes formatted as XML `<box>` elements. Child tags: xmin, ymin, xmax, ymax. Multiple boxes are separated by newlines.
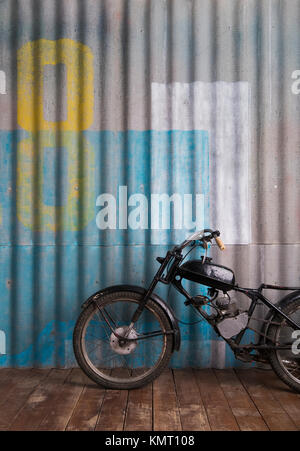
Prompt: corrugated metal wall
<box><xmin>0</xmin><ymin>0</ymin><xmax>299</xmax><ymax>368</ymax></box>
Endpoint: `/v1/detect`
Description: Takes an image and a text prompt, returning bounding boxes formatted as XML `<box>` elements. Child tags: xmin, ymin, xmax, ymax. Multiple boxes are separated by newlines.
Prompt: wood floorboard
<box><xmin>0</xmin><ymin>368</ymin><xmax>299</xmax><ymax>431</ymax></box>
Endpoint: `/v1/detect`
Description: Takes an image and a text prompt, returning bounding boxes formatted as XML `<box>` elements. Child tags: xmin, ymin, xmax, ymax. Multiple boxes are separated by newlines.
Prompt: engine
<box><xmin>212</xmin><ymin>292</ymin><xmax>249</xmax><ymax>339</ymax></box>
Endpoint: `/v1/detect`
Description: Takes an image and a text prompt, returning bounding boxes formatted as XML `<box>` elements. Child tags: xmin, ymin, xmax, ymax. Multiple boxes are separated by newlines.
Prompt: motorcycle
<box><xmin>73</xmin><ymin>229</ymin><xmax>300</xmax><ymax>391</ymax></box>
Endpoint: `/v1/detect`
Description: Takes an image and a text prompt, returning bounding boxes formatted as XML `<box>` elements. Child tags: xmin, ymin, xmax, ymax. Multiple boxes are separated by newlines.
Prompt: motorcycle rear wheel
<box><xmin>268</xmin><ymin>297</ymin><xmax>300</xmax><ymax>393</ymax></box>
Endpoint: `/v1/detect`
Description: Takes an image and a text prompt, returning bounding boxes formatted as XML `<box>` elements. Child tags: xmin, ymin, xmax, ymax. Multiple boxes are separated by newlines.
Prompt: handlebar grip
<box><xmin>215</xmin><ymin>236</ymin><xmax>225</xmax><ymax>251</ymax></box>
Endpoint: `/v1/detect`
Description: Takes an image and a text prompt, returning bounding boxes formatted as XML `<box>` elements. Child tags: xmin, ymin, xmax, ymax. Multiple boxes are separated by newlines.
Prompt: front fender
<box><xmin>81</xmin><ymin>284</ymin><xmax>181</xmax><ymax>352</ymax></box>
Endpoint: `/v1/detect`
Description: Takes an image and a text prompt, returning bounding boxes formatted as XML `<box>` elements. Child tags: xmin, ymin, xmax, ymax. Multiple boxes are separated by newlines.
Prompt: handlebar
<box><xmin>215</xmin><ymin>236</ymin><xmax>225</xmax><ymax>251</ymax></box>
<box><xmin>156</xmin><ymin>229</ymin><xmax>226</xmax><ymax>277</ymax></box>
<box><xmin>176</xmin><ymin>229</ymin><xmax>226</xmax><ymax>252</ymax></box>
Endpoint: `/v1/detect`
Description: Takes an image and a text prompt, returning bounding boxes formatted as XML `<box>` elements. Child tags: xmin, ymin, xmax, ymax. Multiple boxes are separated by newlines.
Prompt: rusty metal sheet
<box><xmin>0</xmin><ymin>0</ymin><xmax>299</xmax><ymax>367</ymax></box>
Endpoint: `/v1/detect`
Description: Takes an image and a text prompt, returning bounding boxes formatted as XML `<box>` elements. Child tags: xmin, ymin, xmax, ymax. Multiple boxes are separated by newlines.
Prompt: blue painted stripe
<box><xmin>0</xmin><ymin>129</ymin><xmax>214</xmax><ymax>367</ymax></box>
<box><xmin>0</xmin><ymin>130</ymin><xmax>209</xmax><ymax>245</ymax></box>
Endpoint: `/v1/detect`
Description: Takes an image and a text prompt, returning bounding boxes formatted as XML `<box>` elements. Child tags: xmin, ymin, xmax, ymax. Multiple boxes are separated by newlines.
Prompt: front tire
<box><xmin>73</xmin><ymin>290</ymin><xmax>174</xmax><ymax>389</ymax></box>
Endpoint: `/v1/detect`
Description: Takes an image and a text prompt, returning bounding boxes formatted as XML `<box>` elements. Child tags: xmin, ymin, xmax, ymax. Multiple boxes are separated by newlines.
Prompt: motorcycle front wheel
<box><xmin>73</xmin><ymin>290</ymin><xmax>174</xmax><ymax>389</ymax></box>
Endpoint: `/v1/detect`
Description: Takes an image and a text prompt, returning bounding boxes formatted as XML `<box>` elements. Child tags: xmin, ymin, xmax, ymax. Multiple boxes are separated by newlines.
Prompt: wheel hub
<box><xmin>110</xmin><ymin>326</ymin><xmax>138</xmax><ymax>355</ymax></box>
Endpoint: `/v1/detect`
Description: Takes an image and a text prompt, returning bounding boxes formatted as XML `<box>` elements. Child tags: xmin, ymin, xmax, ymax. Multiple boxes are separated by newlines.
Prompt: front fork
<box><xmin>126</xmin><ymin>250</ymin><xmax>181</xmax><ymax>335</ymax></box>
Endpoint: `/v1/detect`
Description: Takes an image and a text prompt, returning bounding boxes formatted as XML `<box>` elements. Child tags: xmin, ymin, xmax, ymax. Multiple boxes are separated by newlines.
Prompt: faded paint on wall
<box><xmin>0</xmin><ymin>0</ymin><xmax>299</xmax><ymax>368</ymax></box>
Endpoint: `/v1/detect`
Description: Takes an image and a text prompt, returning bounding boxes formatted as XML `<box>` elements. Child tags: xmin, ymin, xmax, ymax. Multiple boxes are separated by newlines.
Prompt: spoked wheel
<box><xmin>73</xmin><ymin>290</ymin><xmax>173</xmax><ymax>389</ymax></box>
<box><xmin>268</xmin><ymin>297</ymin><xmax>300</xmax><ymax>392</ymax></box>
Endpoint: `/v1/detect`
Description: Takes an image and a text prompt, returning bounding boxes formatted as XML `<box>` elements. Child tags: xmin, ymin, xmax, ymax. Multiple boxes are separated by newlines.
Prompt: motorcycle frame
<box><xmin>130</xmin><ymin>245</ymin><xmax>300</xmax><ymax>361</ymax></box>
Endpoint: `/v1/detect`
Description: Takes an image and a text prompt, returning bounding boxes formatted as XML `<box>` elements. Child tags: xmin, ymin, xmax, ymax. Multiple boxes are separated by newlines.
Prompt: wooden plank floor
<box><xmin>0</xmin><ymin>368</ymin><xmax>300</xmax><ymax>431</ymax></box>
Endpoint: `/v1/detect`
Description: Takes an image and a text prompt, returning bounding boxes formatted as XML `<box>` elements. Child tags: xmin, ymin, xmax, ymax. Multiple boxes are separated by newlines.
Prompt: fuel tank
<box><xmin>178</xmin><ymin>257</ymin><xmax>235</xmax><ymax>292</ymax></box>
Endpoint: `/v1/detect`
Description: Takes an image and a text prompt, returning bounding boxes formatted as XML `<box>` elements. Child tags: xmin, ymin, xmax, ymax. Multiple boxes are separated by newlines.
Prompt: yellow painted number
<box><xmin>17</xmin><ymin>39</ymin><xmax>95</xmax><ymax>232</ymax></box>
<box><xmin>18</xmin><ymin>38</ymin><xmax>94</xmax><ymax>131</ymax></box>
